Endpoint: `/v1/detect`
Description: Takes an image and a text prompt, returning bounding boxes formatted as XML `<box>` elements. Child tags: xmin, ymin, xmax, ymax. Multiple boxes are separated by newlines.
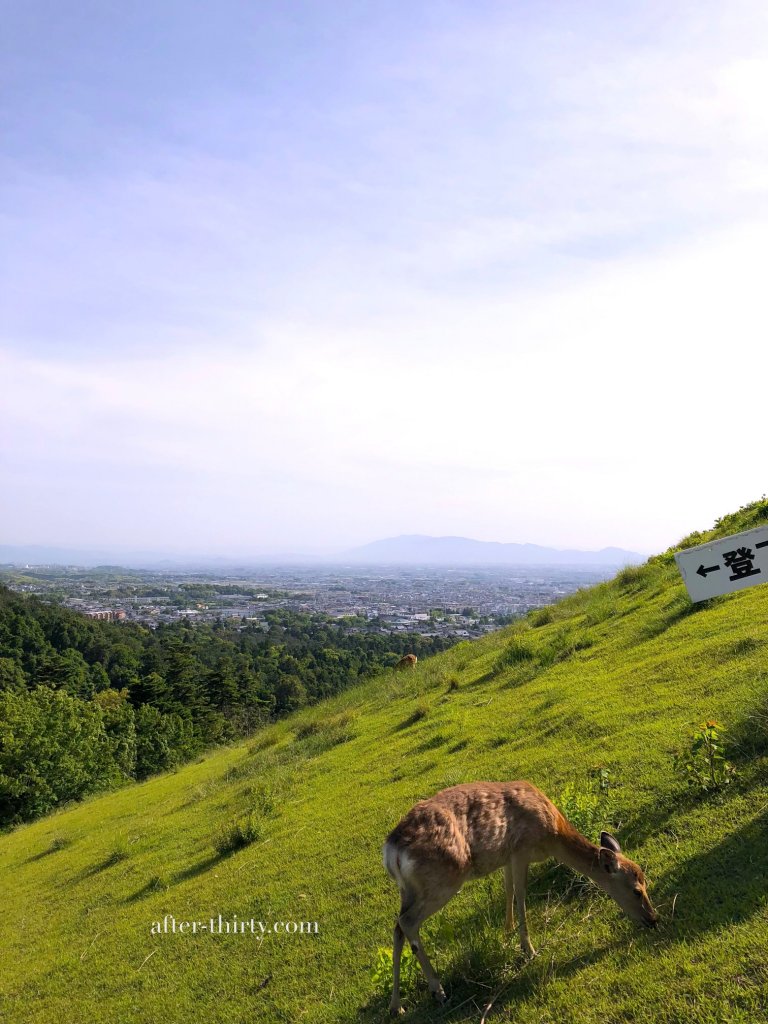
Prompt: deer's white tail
<box><xmin>383</xmin><ymin>839</ymin><xmax>415</xmax><ymax>891</ymax></box>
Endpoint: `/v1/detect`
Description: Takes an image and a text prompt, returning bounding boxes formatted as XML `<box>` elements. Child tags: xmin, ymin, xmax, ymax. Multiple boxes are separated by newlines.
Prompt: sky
<box><xmin>2</xmin><ymin>0</ymin><xmax>768</xmax><ymax>557</ymax></box>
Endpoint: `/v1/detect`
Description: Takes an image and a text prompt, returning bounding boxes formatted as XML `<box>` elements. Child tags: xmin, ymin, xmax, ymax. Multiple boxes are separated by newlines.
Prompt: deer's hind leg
<box><xmin>396</xmin><ymin>877</ymin><xmax>462</xmax><ymax>1009</ymax></box>
<box><xmin>389</xmin><ymin>914</ymin><xmax>406</xmax><ymax>1016</ymax></box>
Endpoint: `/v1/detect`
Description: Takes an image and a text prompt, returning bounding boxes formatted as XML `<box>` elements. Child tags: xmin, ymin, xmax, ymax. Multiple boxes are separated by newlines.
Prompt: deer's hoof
<box><xmin>431</xmin><ymin>985</ymin><xmax>447</xmax><ymax>1006</ymax></box>
<box><xmin>389</xmin><ymin>1004</ymin><xmax>405</xmax><ymax>1017</ymax></box>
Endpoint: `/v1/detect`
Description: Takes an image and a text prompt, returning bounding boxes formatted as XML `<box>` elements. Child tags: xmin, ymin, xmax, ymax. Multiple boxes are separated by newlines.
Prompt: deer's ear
<box><xmin>599</xmin><ymin>847</ymin><xmax>620</xmax><ymax>874</ymax></box>
<box><xmin>600</xmin><ymin>831</ymin><xmax>621</xmax><ymax>854</ymax></box>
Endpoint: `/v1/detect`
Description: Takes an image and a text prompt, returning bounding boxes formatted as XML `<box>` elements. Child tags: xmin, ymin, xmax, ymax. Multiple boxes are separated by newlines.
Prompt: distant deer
<box><xmin>395</xmin><ymin>654</ymin><xmax>418</xmax><ymax>671</ymax></box>
<box><xmin>383</xmin><ymin>781</ymin><xmax>657</xmax><ymax>1015</ymax></box>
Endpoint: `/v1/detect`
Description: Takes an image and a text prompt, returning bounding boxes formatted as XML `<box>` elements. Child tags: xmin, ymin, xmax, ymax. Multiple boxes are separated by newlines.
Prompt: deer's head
<box><xmin>597</xmin><ymin>832</ymin><xmax>658</xmax><ymax>927</ymax></box>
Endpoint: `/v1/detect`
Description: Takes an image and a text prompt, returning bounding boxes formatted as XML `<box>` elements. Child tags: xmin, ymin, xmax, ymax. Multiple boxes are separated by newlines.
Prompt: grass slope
<box><xmin>2</xmin><ymin>502</ymin><xmax>768</xmax><ymax>1024</ymax></box>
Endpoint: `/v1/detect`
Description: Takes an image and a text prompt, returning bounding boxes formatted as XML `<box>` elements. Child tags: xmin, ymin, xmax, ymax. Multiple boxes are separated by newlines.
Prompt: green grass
<box><xmin>2</xmin><ymin>501</ymin><xmax>768</xmax><ymax>1023</ymax></box>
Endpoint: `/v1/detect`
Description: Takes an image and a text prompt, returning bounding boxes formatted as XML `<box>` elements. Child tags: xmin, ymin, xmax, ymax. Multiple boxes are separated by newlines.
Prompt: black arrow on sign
<box><xmin>697</xmin><ymin>563</ymin><xmax>721</xmax><ymax>578</ymax></box>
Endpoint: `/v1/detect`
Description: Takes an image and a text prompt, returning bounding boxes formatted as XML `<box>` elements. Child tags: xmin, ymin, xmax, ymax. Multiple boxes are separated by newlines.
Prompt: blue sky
<box><xmin>3</xmin><ymin>1</ymin><xmax>768</xmax><ymax>556</ymax></box>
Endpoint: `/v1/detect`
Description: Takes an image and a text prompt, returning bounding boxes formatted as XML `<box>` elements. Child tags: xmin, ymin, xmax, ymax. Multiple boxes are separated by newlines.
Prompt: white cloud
<box><xmin>3</xmin><ymin>217</ymin><xmax>767</xmax><ymax>550</ymax></box>
<box><xmin>4</xmin><ymin>1</ymin><xmax>768</xmax><ymax>552</ymax></box>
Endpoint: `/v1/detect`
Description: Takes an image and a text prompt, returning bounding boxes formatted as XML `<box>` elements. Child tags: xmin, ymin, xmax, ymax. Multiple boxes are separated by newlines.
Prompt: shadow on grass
<box><xmin>72</xmin><ymin>855</ymin><xmax>128</xmax><ymax>882</ymax></box>
<box><xmin>416</xmin><ymin>734</ymin><xmax>450</xmax><ymax>753</ymax></box>
<box><xmin>23</xmin><ymin>843</ymin><xmax>70</xmax><ymax>864</ymax></box>
<box><xmin>123</xmin><ymin>852</ymin><xmax>228</xmax><ymax>900</ymax></box>
<box><xmin>172</xmin><ymin>852</ymin><xmax>225</xmax><ymax>883</ymax></box>
<box><xmin>633</xmin><ymin>592</ymin><xmax>728</xmax><ymax>645</ymax></box>
<box><xmin>448</xmin><ymin>739</ymin><xmax>469</xmax><ymax>754</ymax></box>
<box><xmin>657</xmin><ymin>806</ymin><xmax>768</xmax><ymax>939</ymax></box>
<box><xmin>126</xmin><ymin>877</ymin><xmax>169</xmax><ymax>902</ymax></box>
<box><xmin>395</xmin><ymin>710</ymin><xmax>430</xmax><ymax>732</ymax></box>
<box><xmin>613</xmin><ymin>779</ymin><xmax>768</xmax><ymax>942</ymax></box>
<box><xmin>357</xmin><ymin>935</ymin><xmax>618</xmax><ymax>1022</ymax></box>
<box><xmin>465</xmin><ymin>668</ymin><xmax>499</xmax><ymax>688</ymax></box>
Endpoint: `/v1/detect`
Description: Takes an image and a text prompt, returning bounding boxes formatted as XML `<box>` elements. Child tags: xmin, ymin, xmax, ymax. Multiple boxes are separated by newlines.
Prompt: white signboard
<box><xmin>674</xmin><ymin>525</ymin><xmax>768</xmax><ymax>603</ymax></box>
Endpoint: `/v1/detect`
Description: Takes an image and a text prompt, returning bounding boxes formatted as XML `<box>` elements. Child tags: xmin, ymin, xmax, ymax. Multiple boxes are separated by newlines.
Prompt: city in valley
<box><xmin>0</xmin><ymin>563</ymin><xmax>616</xmax><ymax>641</ymax></box>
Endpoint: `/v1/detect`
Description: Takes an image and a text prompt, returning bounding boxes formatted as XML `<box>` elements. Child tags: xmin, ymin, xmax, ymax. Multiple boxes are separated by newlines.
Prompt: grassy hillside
<box><xmin>2</xmin><ymin>501</ymin><xmax>768</xmax><ymax>1024</ymax></box>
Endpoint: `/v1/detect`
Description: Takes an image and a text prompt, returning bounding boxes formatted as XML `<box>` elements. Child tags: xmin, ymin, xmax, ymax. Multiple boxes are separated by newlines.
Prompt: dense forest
<box><xmin>0</xmin><ymin>586</ymin><xmax>450</xmax><ymax>826</ymax></box>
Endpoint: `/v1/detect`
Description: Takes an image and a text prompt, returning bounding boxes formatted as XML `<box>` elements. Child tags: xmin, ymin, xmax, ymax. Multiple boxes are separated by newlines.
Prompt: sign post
<box><xmin>674</xmin><ymin>525</ymin><xmax>768</xmax><ymax>603</ymax></box>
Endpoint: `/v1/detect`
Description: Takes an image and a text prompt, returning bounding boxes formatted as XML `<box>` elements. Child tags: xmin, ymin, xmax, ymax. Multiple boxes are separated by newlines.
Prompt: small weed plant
<box><xmin>371</xmin><ymin>945</ymin><xmax>418</xmax><ymax>999</ymax></box>
<box><xmin>673</xmin><ymin>720</ymin><xmax>735</xmax><ymax>794</ymax></box>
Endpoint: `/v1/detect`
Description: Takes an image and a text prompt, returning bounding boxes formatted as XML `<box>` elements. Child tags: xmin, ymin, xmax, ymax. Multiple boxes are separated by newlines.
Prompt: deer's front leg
<box><xmin>509</xmin><ymin>859</ymin><xmax>536</xmax><ymax>957</ymax></box>
<box><xmin>503</xmin><ymin>863</ymin><xmax>516</xmax><ymax>934</ymax></box>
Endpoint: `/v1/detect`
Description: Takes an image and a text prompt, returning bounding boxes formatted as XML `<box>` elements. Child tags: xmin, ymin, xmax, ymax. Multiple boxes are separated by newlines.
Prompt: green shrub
<box><xmin>248</xmin><ymin>780</ymin><xmax>280</xmax><ymax>818</ymax></box>
<box><xmin>538</xmin><ymin>630</ymin><xmax>580</xmax><ymax>667</ymax></box>
<box><xmin>295</xmin><ymin>721</ymin><xmax>321</xmax><ymax>739</ymax></box>
<box><xmin>249</xmin><ymin>730</ymin><xmax>280</xmax><ymax>753</ymax></box>
<box><xmin>530</xmin><ymin>607</ymin><xmax>555</xmax><ymax>627</ymax></box>
<box><xmin>583</xmin><ymin>594</ymin><xmax>615</xmax><ymax>626</ymax></box>
<box><xmin>144</xmin><ymin>872</ymin><xmax>170</xmax><ymax>893</ymax></box>
<box><xmin>494</xmin><ymin>638</ymin><xmax>535</xmax><ymax>673</ymax></box>
<box><xmin>213</xmin><ymin>813</ymin><xmax>265</xmax><ymax>855</ymax></box>
<box><xmin>294</xmin><ymin>711</ymin><xmax>357</xmax><ymax>754</ymax></box>
<box><xmin>615</xmin><ymin>564</ymin><xmax>653</xmax><ymax>590</ymax></box>
<box><xmin>677</xmin><ymin>530</ymin><xmax>709</xmax><ymax>550</ymax></box>
<box><xmin>105</xmin><ymin>835</ymin><xmax>131</xmax><ymax>865</ymax></box>
<box><xmin>135</xmin><ymin>704</ymin><xmax>198</xmax><ymax>780</ymax></box>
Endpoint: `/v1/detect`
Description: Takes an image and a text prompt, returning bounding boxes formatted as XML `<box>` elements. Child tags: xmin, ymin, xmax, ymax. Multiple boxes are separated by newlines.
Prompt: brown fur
<box><xmin>383</xmin><ymin>780</ymin><xmax>657</xmax><ymax>1015</ymax></box>
<box><xmin>387</xmin><ymin>781</ymin><xmax>559</xmax><ymax>875</ymax></box>
<box><xmin>394</xmin><ymin>654</ymin><xmax>418</xmax><ymax>670</ymax></box>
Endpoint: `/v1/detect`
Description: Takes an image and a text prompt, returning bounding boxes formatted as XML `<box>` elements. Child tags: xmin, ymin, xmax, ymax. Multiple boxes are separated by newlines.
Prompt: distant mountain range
<box><xmin>0</xmin><ymin>536</ymin><xmax>644</xmax><ymax>570</ymax></box>
<box><xmin>341</xmin><ymin>535</ymin><xmax>644</xmax><ymax>566</ymax></box>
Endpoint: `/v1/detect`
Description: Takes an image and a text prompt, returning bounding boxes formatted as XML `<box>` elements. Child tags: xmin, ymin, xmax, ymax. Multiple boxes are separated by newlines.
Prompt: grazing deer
<box><xmin>383</xmin><ymin>780</ymin><xmax>657</xmax><ymax>1015</ymax></box>
<box><xmin>395</xmin><ymin>654</ymin><xmax>418</xmax><ymax>671</ymax></box>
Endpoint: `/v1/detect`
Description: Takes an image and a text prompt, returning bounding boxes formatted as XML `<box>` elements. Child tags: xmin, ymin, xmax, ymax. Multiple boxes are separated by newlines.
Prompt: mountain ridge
<box><xmin>342</xmin><ymin>533</ymin><xmax>644</xmax><ymax>565</ymax></box>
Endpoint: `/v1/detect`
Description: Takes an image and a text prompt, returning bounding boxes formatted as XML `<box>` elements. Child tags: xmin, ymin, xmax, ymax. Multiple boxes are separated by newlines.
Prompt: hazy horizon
<box><xmin>3</xmin><ymin>2</ymin><xmax>768</xmax><ymax>554</ymax></box>
<box><xmin>0</xmin><ymin>531</ymin><xmax>648</xmax><ymax>567</ymax></box>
